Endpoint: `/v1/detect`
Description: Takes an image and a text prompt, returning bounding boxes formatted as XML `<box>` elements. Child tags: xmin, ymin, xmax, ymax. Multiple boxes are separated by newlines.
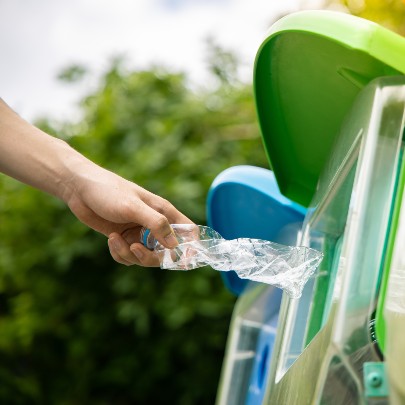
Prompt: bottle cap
<box><xmin>140</xmin><ymin>228</ymin><xmax>156</xmax><ymax>250</ymax></box>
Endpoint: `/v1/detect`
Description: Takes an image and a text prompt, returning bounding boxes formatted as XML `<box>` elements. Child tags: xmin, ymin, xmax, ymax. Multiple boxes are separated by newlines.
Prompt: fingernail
<box><xmin>131</xmin><ymin>247</ymin><xmax>144</xmax><ymax>260</ymax></box>
<box><xmin>165</xmin><ymin>233</ymin><xmax>178</xmax><ymax>248</ymax></box>
<box><xmin>110</xmin><ymin>238</ymin><xmax>122</xmax><ymax>251</ymax></box>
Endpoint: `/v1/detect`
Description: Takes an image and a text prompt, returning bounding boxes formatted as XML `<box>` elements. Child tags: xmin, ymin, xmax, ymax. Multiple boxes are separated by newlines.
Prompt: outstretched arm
<box><xmin>0</xmin><ymin>98</ymin><xmax>192</xmax><ymax>266</ymax></box>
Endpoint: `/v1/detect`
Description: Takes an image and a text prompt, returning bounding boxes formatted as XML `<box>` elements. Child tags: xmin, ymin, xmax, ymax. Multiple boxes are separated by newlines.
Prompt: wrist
<box><xmin>56</xmin><ymin>143</ymin><xmax>96</xmax><ymax>204</ymax></box>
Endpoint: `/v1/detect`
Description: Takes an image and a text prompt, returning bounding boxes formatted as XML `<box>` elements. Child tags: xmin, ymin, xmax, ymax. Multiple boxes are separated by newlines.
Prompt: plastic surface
<box><xmin>363</xmin><ymin>362</ymin><xmax>389</xmax><ymax>398</ymax></box>
<box><xmin>259</xmin><ymin>77</ymin><xmax>405</xmax><ymax>404</ymax></box>
<box><xmin>140</xmin><ymin>228</ymin><xmax>155</xmax><ymax>250</ymax></box>
<box><xmin>207</xmin><ymin>165</ymin><xmax>306</xmax><ymax>295</ymax></box>
<box><xmin>383</xmin><ymin>179</ymin><xmax>405</xmax><ymax>404</ymax></box>
<box><xmin>208</xmin><ymin>166</ymin><xmax>305</xmax><ymax>405</ymax></box>
<box><xmin>254</xmin><ymin>10</ymin><xmax>405</xmax><ymax>206</ymax></box>
<box><xmin>245</xmin><ymin>290</ymin><xmax>281</xmax><ymax>405</ymax></box>
<box><xmin>375</xmin><ymin>149</ymin><xmax>405</xmax><ymax>353</ymax></box>
<box><xmin>153</xmin><ymin>225</ymin><xmax>323</xmax><ymax>299</ymax></box>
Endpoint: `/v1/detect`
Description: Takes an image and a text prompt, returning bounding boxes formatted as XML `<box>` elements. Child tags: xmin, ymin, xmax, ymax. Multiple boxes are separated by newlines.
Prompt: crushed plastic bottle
<box><xmin>145</xmin><ymin>224</ymin><xmax>323</xmax><ymax>299</ymax></box>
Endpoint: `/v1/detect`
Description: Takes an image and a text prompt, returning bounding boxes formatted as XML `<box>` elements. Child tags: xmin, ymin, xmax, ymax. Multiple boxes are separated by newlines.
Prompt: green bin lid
<box><xmin>254</xmin><ymin>10</ymin><xmax>405</xmax><ymax>206</ymax></box>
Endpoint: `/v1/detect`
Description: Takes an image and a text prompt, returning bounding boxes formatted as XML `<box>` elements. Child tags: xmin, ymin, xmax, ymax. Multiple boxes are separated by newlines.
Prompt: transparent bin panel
<box><xmin>384</xmin><ymin>169</ymin><xmax>405</xmax><ymax>404</ymax></box>
<box><xmin>212</xmin><ymin>168</ymin><xmax>306</xmax><ymax>405</ymax></box>
<box><xmin>262</xmin><ymin>77</ymin><xmax>405</xmax><ymax>404</ymax></box>
<box><xmin>216</xmin><ymin>285</ymin><xmax>282</xmax><ymax>405</ymax></box>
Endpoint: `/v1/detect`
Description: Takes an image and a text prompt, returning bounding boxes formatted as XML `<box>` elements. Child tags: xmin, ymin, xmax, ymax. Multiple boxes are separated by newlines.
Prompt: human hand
<box><xmin>0</xmin><ymin>99</ymin><xmax>192</xmax><ymax>267</ymax></box>
<box><xmin>63</xmin><ymin>163</ymin><xmax>193</xmax><ymax>267</ymax></box>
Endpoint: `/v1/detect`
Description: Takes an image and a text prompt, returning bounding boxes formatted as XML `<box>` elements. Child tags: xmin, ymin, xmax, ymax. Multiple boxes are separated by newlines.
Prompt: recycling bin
<box><xmin>207</xmin><ymin>165</ymin><xmax>306</xmax><ymax>404</ymax></box>
<box><xmin>211</xmin><ymin>10</ymin><xmax>405</xmax><ymax>405</ymax></box>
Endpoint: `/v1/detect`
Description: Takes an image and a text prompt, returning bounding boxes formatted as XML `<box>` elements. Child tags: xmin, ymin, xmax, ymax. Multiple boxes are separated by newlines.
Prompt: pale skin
<box><xmin>0</xmin><ymin>99</ymin><xmax>193</xmax><ymax>266</ymax></box>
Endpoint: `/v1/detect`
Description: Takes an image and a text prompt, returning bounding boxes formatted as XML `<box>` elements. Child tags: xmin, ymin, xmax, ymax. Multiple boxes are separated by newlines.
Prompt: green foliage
<box><xmin>0</xmin><ymin>53</ymin><xmax>268</xmax><ymax>403</ymax></box>
<box><xmin>205</xmin><ymin>38</ymin><xmax>240</xmax><ymax>86</ymax></box>
<box><xmin>324</xmin><ymin>0</ymin><xmax>405</xmax><ymax>35</ymax></box>
<box><xmin>57</xmin><ymin>64</ymin><xmax>88</xmax><ymax>83</ymax></box>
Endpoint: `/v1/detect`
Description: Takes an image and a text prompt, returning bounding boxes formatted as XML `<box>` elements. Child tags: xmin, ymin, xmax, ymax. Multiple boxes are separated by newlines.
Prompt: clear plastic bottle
<box><xmin>141</xmin><ymin>224</ymin><xmax>323</xmax><ymax>298</ymax></box>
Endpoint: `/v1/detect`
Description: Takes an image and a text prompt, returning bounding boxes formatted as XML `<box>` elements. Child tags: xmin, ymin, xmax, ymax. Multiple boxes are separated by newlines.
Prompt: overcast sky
<box><xmin>0</xmin><ymin>0</ymin><xmax>315</xmax><ymax>122</ymax></box>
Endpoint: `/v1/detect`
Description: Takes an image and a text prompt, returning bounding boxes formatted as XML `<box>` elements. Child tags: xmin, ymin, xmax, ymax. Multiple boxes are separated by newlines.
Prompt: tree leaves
<box><xmin>324</xmin><ymin>0</ymin><xmax>405</xmax><ymax>35</ymax></box>
<box><xmin>0</xmin><ymin>49</ymin><xmax>267</xmax><ymax>404</ymax></box>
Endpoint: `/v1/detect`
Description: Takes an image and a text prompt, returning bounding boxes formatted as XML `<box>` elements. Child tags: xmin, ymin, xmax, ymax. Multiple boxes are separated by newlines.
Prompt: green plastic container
<box><xmin>254</xmin><ymin>10</ymin><xmax>405</xmax><ymax>207</ymax></box>
<box><xmin>216</xmin><ymin>10</ymin><xmax>405</xmax><ymax>405</ymax></box>
<box><xmin>253</xmin><ymin>8</ymin><xmax>405</xmax><ymax>358</ymax></box>
<box><xmin>252</xmin><ymin>10</ymin><xmax>405</xmax><ymax>405</ymax></box>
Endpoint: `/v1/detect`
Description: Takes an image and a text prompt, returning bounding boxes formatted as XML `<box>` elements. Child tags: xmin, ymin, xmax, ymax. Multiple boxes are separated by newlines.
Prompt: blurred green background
<box><xmin>0</xmin><ymin>1</ymin><xmax>404</xmax><ymax>404</ymax></box>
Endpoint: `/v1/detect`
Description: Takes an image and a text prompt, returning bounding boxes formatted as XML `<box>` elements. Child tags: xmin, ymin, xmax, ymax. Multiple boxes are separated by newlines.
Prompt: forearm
<box><xmin>0</xmin><ymin>99</ymin><xmax>190</xmax><ymax>267</ymax></box>
<box><xmin>0</xmin><ymin>98</ymin><xmax>90</xmax><ymax>201</ymax></box>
